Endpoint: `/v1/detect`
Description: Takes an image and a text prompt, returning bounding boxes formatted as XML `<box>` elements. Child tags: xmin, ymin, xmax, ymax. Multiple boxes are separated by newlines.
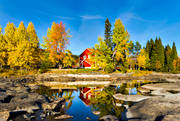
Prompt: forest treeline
<box><xmin>91</xmin><ymin>18</ymin><xmax>180</xmax><ymax>73</ymax></box>
<box><xmin>0</xmin><ymin>19</ymin><xmax>179</xmax><ymax>74</ymax></box>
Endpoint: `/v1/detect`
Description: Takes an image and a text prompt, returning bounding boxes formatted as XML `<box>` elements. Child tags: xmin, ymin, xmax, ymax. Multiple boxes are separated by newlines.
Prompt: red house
<box><xmin>80</xmin><ymin>48</ymin><xmax>93</xmax><ymax>68</ymax></box>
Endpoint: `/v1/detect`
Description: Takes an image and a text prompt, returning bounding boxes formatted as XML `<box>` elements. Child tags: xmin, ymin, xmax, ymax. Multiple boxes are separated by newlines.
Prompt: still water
<box><xmin>36</xmin><ymin>81</ymin><xmax>147</xmax><ymax>121</ymax></box>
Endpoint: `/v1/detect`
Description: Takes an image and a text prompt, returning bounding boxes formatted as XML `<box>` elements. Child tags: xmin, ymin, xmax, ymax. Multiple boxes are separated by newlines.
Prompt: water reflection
<box><xmin>36</xmin><ymin>80</ymin><xmax>153</xmax><ymax>121</ymax></box>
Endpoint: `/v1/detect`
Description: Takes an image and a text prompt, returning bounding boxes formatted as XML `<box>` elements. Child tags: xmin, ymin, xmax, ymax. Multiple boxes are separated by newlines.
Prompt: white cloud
<box><xmin>80</xmin><ymin>15</ymin><xmax>104</xmax><ymax>20</ymax></box>
<box><xmin>120</xmin><ymin>12</ymin><xmax>163</xmax><ymax>23</ymax></box>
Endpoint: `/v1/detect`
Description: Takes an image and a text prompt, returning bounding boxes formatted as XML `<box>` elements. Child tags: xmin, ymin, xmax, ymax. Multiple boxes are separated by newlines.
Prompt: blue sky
<box><xmin>0</xmin><ymin>0</ymin><xmax>180</xmax><ymax>55</ymax></box>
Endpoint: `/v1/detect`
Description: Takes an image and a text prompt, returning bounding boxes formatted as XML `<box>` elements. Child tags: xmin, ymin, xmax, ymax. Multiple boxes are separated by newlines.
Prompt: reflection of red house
<box><xmin>80</xmin><ymin>48</ymin><xmax>93</xmax><ymax>68</ymax></box>
<box><xmin>79</xmin><ymin>87</ymin><xmax>103</xmax><ymax>106</ymax></box>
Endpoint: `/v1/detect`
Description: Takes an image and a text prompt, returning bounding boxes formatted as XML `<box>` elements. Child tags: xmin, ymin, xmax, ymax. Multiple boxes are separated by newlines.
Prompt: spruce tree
<box><xmin>145</xmin><ymin>40</ymin><xmax>151</xmax><ymax>69</ymax></box>
<box><xmin>150</xmin><ymin>38</ymin><xmax>158</xmax><ymax>71</ymax></box>
<box><xmin>164</xmin><ymin>45</ymin><xmax>173</xmax><ymax>72</ymax></box>
<box><xmin>171</xmin><ymin>42</ymin><xmax>178</xmax><ymax>61</ymax></box>
<box><xmin>149</xmin><ymin>38</ymin><xmax>154</xmax><ymax>59</ymax></box>
<box><xmin>104</xmin><ymin>18</ymin><xmax>112</xmax><ymax>50</ymax></box>
<box><xmin>157</xmin><ymin>37</ymin><xmax>165</xmax><ymax>71</ymax></box>
<box><xmin>134</xmin><ymin>41</ymin><xmax>141</xmax><ymax>55</ymax></box>
<box><xmin>145</xmin><ymin>40</ymin><xmax>150</xmax><ymax>57</ymax></box>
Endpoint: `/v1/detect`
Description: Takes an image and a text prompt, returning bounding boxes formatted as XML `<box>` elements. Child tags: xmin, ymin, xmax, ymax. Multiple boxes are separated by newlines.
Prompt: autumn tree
<box><xmin>8</xmin><ymin>22</ymin><xmax>28</xmax><ymax>69</ymax></box>
<box><xmin>176</xmin><ymin>57</ymin><xmax>180</xmax><ymax>71</ymax></box>
<box><xmin>62</xmin><ymin>50</ymin><xmax>75</xmax><ymax>68</ymax></box>
<box><xmin>4</xmin><ymin>23</ymin><xmax>16</xmax><ymax>66</ymax></box>
<box><xmin>112</xmin><ymin>19</ymin><xmax>130</xmax><ymax>70</ymax></box>
<box><xmin>27</xmin><ymin>22</ymin><xmax>40</xmax><ymax>69</ymax></box>
<box><xmin>4</xmin><ymin>23</ymin><xmax>17</xmax><ymax>68</ymax></box>
<box><xmin>0</xmin><ymin>27</ymin><xmax>7</xmax><ymax>68</ymax></box>
<box><xmin>43</xmin><ymin>22</ymin><xmax>71</xmax><ymax>68</ymax></box>
<box><xmin>91</xmin><ymin>36</ymin><xmax>114</xmax><ymax>72</ymax></box>
<box><xmin>137</xmin><ymin>49</ymin><xmax>149</xmax><ymax>70</ymax></box>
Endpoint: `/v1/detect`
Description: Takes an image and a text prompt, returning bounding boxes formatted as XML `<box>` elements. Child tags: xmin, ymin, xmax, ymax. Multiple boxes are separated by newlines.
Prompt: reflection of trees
<box><xmin>36</xmin><ymin>86</ymin><xmax>75</xmax><ymax>110</ymax></box>
<box><xmin>62</xmin><ymin>90</ymin><xmax>75</xmax><ymax>110</ymax></box>
<box><xmin>90</xmin><ymin>87</ymin><xmax>125</xmax><ymax>119</ymax></box>
<box><xmin>36</xmin><ymin>85</ymin><xmax>62</xmax><ymax>98</ymax></box>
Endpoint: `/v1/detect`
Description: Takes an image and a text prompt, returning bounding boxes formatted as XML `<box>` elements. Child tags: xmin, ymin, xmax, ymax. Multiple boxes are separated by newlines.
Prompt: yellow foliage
<box><xmin>137</xmin><ymin>49</ymin><xmax>149</xmax><ymax>69</ymax></box>
<box><xmin>43</xmin><ymin>22</ymin><xmax>71</xmax><ymax>66</ymax></box>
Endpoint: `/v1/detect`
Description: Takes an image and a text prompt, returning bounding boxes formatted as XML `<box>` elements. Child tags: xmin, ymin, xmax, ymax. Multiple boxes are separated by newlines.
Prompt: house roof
<box><xmin>80</xmin><ymin>48</ymin><xmax>93</xmax><ymax>56</ymax></box>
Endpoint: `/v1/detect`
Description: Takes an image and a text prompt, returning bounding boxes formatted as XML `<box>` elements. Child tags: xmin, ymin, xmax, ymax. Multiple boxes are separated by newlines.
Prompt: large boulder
<box><xmin>126</xmin><ymin>94</ymin><xmax>180</xmax><ymax>121</ymax></box>
<box><xmin>142</xmin><ymin>83</ymin><xmax>180</xmax><ymax>92</ymax></box>
<box><xmin>0</xmin><ymin>111</ymin><xmax>9</xmax><ymax>121</ymax></box>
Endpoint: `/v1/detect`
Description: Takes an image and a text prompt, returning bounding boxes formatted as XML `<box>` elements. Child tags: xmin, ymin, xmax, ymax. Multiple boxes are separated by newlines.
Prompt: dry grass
<box><xmin>0</xmin><ymin>69</ymin><xmax>39</xmax><ymax>77</ymax></box>
<box><xmin>46</xmin><ymin>68</ymin><xmax>105</xmax><ymax>74</ymax></box>
<box><xmin>132</xmin><ymin>70</ymin><xmax>152</xmax><ymax>77</ymax></box>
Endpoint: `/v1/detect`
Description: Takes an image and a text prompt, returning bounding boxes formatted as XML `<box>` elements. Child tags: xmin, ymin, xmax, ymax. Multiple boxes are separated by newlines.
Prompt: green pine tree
<box><xmin>164</xmin><ymin>45</ymin><xmax>173</xmax><ymax>72</ymax></box>
<box><xmin>145</xmin><ymin>40</ymin><xmax>150</xmax><ymax>57</ymax></box>
<box><xmin>149</xmin><ymin>38</ymin><xmax>156</xmax><ymax>70</ymax></box>
<box><xmin>104</xmin><ymin>18</ymin><xmax>112</xmax><ymax>50</ymax></box>
<box><xmin>171</xmin><ymin>42</ymin><xmax>178</xmax><ymax>60</ymax></box>
<box><xmin>149</xmin><ymin>38</ymin><xmax>154</xmax><ymax>59</ymax></box>
<box><xmin>134</xmin><ymin>41</ymin><xmax>141</xmax><ymax>55</ymax></box>
<box><xmin>156</xmin><ymin>37</ymin><xmax>165</xmax><ymax>71</ymax></box>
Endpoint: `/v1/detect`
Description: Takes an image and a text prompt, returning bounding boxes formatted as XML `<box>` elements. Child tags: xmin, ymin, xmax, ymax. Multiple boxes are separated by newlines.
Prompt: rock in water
<box><xmin>99</xmin><ymin>115</ymin><xmax>118</xmax><ymax>121</ymax></box>
<box><xmin>86</xmin><ymin>117</ymin><xmax>91</xmax><ymax>120</ymax></box>
<box><xmin>93</xmin><ymin>111</ymin><xmax>100</xmax><ymax>115</ymax></box>
<box><xmin>54</xmin><ymin>114</ymin><xmax>73</xmax><ymax>120</ymax></box>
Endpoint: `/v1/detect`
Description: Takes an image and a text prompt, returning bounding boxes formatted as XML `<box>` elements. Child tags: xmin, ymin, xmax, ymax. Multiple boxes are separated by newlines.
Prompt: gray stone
<box><xmin>142</xmin><ymin>83</ymin><xmax>180</xmax><ymax>92</ymax></box>
<box><xmin>93</xmin><ymin>111</ymin><xmax>100</xmax><ymax>115</ymax></box>
<box><xmin>99</xmin><ymin>115</ymin><xmax>118</xmax><ymax>121</ymax></box>
<box><xmin>113</xmin><ymin>93</ymin><xmax>151</xmax><ymax>102</ymax></box>
<box><xmin>151</xmin><ymin>89</ymin><xmax>171</xmax><ymax>96</ymax></box>
<box><xmin>0</xmin><ymin>111</ymin><xmax>9</xmax><ymax>121</ymax></box>
<box><xmin>127</xmin><ymin>94</ymin><xmax>180</xmax><ymax>121</ymax></box>
<box><xmin>54</xmin><ymin>114</ymin><xmax>73</xmax><ymax>120</ymax></box>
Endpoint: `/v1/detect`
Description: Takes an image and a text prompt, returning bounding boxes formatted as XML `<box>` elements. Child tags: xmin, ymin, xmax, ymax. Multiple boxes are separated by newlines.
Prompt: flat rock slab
<box><xmin>138</xmin><ymin>88</ymin><xmax>151</xmax><ymax>94</ymax></box>
<box><xmin>142</xmin><ymin>83</ymin><xmax>180</xmax><ymax>92</ymax></box>
<box><xmin>113</xmin><ymin>93</ymin><xmax>151</xmax><ymax>102</ymax></box>
<box><xmin>126</xmin><ymin>94</ymin><xmax>180</xmax><ymax>121</ymax></box>
<box><xmin>151</xmin><ymin>89</ymin><xmax>171</xmax><ymax>96</ymax></box>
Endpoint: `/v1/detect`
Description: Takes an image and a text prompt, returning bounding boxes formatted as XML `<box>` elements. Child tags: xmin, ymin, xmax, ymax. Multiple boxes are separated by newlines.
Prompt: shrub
<box><xmin>104</xmin><ymin>64</ymin><xmax>114</xmax><ymax>73</ymax></box>
<box><xmin>39</xmin><ymin>60</ymin><xmax>51</xmax><ymax>73</ymax></box>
